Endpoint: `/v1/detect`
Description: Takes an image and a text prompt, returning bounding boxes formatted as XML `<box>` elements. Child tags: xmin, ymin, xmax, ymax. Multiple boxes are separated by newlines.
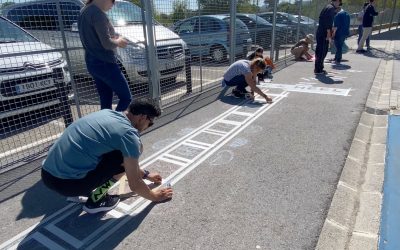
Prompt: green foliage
<box><xmin>0</xmin><ymin>1</ymin><xmax>15</xmax><ymax>9</ymax></box>
<box><xmin>171</xmin><ymin>0</ymin><xmax>188</xmax><ymax>23</ymax></box>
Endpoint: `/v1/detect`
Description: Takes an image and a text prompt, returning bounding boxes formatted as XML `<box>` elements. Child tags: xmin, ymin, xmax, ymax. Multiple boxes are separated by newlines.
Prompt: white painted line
<box><xmin>163</xmin><ymin>153</ymin><xmax>192</xmax><ymax>163</ymax></box>
<box><xmin>218</xmin><ymin>119</ymin><xmax>243</xmax><ymax>126</ymax></box>
<box><xmin>33</xmin><ymin>232</ymin><xmax>66</xmax><ymax>250</ymax></box>
<box><xmin>182</xmin><ymin>141</ymin><xmax>209</xmax><ymax>150</ymax></box>
<box><xmin>0</xmin><ymin>133</ymin><xmax>61</xmax><ymax>159</ymax></box>
<box><xmin>203</xmin><ymin>129</ymin><xmax>227</xmax><ymax>136</ymax></box>
<box><xmin>158</xmin><ymin>157</ymin><xmax>188</xmax><ymax>167</ymax></box>
<box><xmin>45</xmin><ymin>224</ymin><xmax>82</xmax><ymax>249</ymax></box>
<box><xmin>326</xmin><ymin>219</ymin><xmax>349</xmax><ymax>231</ymax></box>
<box><xmin>338</xmin><ymin>181</ymin><xmax>357</xmax><ymax>192</ymax></box>
<box><xmin>185</xmin><ymin>139</ymin><xmax>212</xmax><ymax>147</ymax></box>
<box><xmin>0</xmin><ymin>203</ymin><xmax>75</xmax><ymax>249</ymax></box>
<box><xmin>107</xmin><ymin>209</ymin><xmax>124</xmax><ymax>218</ymax></box>
<box><xmin>231</xmin><ymin>111</ymin><xmax>253</xmax><ymax>117</ymax></box>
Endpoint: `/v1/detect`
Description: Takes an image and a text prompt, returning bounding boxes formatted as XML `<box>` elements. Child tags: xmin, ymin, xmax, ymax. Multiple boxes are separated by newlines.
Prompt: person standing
<box><xmin>314</xmin><ymin>0</ymin><xmax>341</xmax><ymax>75</ymax></box>
<box><xmin>332</xmin><ymin>3</ymin><xmax>350</xmax><ymax>64</ymax></box>
<box><xmin>78</xmin><ymin>0</ymin><xmax>132</xmax><ymax>111</ymax></box>
<box><xmin>42</xmin><ymin>99</ymin><xmax>173</xmax><ymax>214</ymax></box>
<box><xmin>356</xmin><ymin>0</ymin><xmax>383</xmax><ymax>53</ymax></box>
<box><xmin>357</xmin><ymin>2</ymin><xmax>371</xmax><ymax>50</ymax></box>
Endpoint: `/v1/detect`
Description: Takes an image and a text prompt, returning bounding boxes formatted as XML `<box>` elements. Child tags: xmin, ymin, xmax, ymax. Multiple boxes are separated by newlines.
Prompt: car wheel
<box><xmin>211</xmin><ymin>46</ymin><xmax>227</xmax><ymax>62</ymax></box>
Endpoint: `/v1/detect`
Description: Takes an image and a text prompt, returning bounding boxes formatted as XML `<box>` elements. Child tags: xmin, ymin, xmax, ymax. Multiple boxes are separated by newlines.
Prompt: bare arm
<box><xmin>245</xmin><ymin>73</ymin><xmax>272</xmax><ymax>103</ymax></box>
<box><xmin>124</xmin><ymin>157</ymin><xmax>172</xmax><ymax>201</ymax></box>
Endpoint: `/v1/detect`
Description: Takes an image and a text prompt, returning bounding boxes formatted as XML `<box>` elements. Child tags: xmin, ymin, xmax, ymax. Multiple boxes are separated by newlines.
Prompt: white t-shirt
<box><xmin>357</xmin><ymin>10</ymin><xmax>364</xmax><ymax>25</ymax></box>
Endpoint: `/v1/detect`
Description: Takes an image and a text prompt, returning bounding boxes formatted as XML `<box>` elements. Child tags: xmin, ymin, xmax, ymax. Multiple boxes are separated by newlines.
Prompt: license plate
<box><xmin>165</xmin><ymin>61</ymin><xmax>181</xmax><ymax>70</ymax></box>
<box><xmin>15</xmin><ymin>79</ymin><xmax>53</xmax><ymax>94</ymax></box>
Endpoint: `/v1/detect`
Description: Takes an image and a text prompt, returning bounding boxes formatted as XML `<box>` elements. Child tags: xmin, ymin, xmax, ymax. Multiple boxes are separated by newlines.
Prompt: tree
<box><xmin>171</xmin><ymin>0</ymin><xmax>188</xmax><ymax>23</ymax></box>
<box><xmin>198</xmin><ymin>0</ymin><xmax>255</xmax><ymax>15</ymax></box>
<box><xmin>1</xmin><ymin>1</ymin><xmax>15</xmax><ymax>9</ymax></box>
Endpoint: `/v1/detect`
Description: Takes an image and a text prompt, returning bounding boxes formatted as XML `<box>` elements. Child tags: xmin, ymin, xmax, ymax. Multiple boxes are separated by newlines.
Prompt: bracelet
<box><xmin>143</xmin><ymin>169</ymin><xmax>150</xmax><ymax>179</ymax></box>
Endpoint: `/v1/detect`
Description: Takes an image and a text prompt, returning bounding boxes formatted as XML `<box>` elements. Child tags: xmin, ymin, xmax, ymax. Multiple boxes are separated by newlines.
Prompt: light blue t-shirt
<box><xmin>223</xmin><ymin>60</ymin><xmax>251</xmax><ymax>83</ymax></box>
<box><xmin>43</xmin><ymin>109</ymin><xmax>142</xmax><ymax>179</ymax></box>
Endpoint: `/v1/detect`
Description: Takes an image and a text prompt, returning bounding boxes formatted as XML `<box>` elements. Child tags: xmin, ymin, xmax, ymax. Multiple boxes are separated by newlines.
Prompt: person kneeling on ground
<box><xmin>41</xmin><ymin>99</ymin><xmax>173</xmax><ymax>214</ymax></box>
<box><xmin>247</xmin><ymin>47</ymin><xmax>275</xmax><ymax>80</ymax></box>
<box><xmin>290</xmin><ymin>34</ymin><xmax>314</xmax><ymax>61</ymax></box>
<box><xmin>222</xmin><ymin>58</ymin><xmax>273</xmax><ymax>103</ymax></box>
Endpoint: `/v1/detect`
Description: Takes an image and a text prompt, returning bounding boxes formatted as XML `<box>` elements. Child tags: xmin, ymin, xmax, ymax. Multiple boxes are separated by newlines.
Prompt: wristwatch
<box><xmin>142</xmin><ymin>169</ymin><xmax>150</xmax><ymax>179</ymax></box>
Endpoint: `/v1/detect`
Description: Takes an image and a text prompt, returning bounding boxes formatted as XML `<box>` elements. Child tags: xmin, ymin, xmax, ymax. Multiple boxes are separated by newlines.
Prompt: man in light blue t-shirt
<box><xmin>41</xmin><ymin>99</ymin><xmax>173</xmax><ymax>214</ymax></box>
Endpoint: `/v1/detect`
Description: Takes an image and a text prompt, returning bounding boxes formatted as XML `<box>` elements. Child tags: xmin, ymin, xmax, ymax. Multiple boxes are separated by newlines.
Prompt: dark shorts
<box><xmin>41</xmin><ymin>150</ymin><xmax>125</xmax><ymax>197</ymax></box>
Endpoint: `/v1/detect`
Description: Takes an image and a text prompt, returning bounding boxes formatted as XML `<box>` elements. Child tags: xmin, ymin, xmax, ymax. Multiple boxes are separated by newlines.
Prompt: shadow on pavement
<box><xmin>315</xmin><ymin>74</ymin><xmax>344</xmax><ymax>84</ymax></box>
<box><xmin>362</xmin><ymin>47</ymin><xmax>400</xmax><ymax>60</ymax></box>
<box><xmin>14</xmin><ymin>180</ymin><xmax>156</xmax><ymax>249</ymax></box>
<box><xmin>331</xmin><ymin>64</ymin><xmax>351</xmax><ymax>70</ymax></box>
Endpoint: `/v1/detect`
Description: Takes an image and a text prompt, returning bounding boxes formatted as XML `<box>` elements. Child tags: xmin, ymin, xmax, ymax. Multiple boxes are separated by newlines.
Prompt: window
<box><xmin>60</xmin><ymin>2</ymin><xmax>81</xmax><ymax>28</ymax></box>
<box><xmin>177</xmin><ymin>19</ymin><xmax>195</xmax><ymax>34</ymax></box>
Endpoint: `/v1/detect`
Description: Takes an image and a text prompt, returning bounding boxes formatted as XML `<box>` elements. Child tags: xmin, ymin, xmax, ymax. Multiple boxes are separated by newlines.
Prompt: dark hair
<box><xmin>255</xmin><ymin>47</ymin><xmax>264</xmax><ymax>53</ymax></box>
<box><xmin>128</xmin><ymin>99</ymin><xmax>161</xmax><ymax>118</ymax></box>
<box><xmin>251</xmin><ymin>58</ymin><xmax>266</xmax><ymax>70</ymax></box>
<box><xmin>363</xmin><ymin>2</ymin><xmax>369</xmax><ymax>7</ymax></box>
<box><xmin>85</xmin><ymin>0</ymin><xmax>93</xmax><ymax>5</ymax></box>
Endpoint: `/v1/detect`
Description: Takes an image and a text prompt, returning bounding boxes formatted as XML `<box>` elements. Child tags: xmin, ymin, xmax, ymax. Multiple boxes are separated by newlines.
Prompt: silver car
<box><xmin>2</xmin><ymin>0</ymin><xmax>189</xmax><ymax>95</ymax></box>
<box><xmin>0</xmin><ymin>16</ymin><xmax>71</xmax><ymax>136</ymax></box>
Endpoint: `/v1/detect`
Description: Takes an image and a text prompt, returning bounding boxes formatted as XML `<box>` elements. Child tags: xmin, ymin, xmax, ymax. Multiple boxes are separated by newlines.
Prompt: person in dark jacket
<box><xmin>332</xmin><ymin>3</ymin><xmax>350</xmax><ymax>64</ymax></box>
<box><xmin>314</xmin><ymin>0</ymin><xmax>341</xmax><ymax>75</ymax></box>
<box><xmin>356</xmin><ymin>0</ymin><xmax>383</xmax><ymax>53</ymax></box>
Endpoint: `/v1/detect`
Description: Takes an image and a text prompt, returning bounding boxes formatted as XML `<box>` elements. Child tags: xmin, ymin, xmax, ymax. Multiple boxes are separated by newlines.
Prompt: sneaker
<box><xmin>83</xmin><ymin>194</ymin><xmax>120</xmax><ymax>214</ymax></box>
<box><xmin>356</xmin><ymin>49</ymin><xmax>367</xmax><ymax>53</ymax></box>
<box><xmin>231</xmin><ymin>89</ymin><xmax>245</xmax><ymax>98</ymax></box>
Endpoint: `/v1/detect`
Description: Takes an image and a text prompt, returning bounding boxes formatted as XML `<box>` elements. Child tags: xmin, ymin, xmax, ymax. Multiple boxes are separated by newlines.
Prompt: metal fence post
<box><xmin>296</xmin><ymin>0</ymin><xmax>303</xmax><ymax>42</ymax></box>
<box><xmin>229</xmin><ymin>0</ymin><xmax>237</xmax><ymax>65</ymax></box>
<box><xmin>142</xmin><ymin>0</ymin><xmax>161</xmax><ymax>105</ymax></box>
<box><xmin>389</xmin><ymin>0</ymin><xmax>398</xmax><ymax>30</ymax></box>
<box><xmin>55</xmin><ymin>0</ymin><xmax>81</xmax><ymax>123</ymax></box>
<box><xmin>270</xmin><ymin>0</ymin><xmax>278</xmax><ymax>61</ymax></box>
<box><xmin>379</xmin><ymin>0</ymin><xmax>388</xmax><ymax>33</ymax></box>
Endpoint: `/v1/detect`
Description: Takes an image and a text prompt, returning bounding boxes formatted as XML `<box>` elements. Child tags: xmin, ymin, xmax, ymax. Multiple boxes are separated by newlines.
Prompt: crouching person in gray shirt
<box><xmin>222</xmin><ymin>58</ymin><xmax>273</xmax><ymax>103</ymax></box>
<box><xmin>78</xmin><ymin>0</ymin><xmax>132</xmax><ymax>111</ymax></box>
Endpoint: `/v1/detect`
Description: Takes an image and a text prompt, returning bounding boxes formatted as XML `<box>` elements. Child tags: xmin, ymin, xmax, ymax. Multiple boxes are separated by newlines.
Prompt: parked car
<box><xmin>171</xmin><ymin>15</ymin><xmax>252</xmax><ymax>62</ymax></box>
<box><xmin>0</xmin><ymin>16</ymin><xmax>72</xmax><ymax>136</ymax></box>
<box><xmin>2</xmin><ymin>0</ymin><xmax>189</xmax><ymax>94</ymax></box>
<box><xmin>230</xmin><ymin>13</ymin><xmax>292</xmax><ymax>48</ymax></box>
<box><xmin>257</xmin><ymin>12</ymin><xmax>314</xmax><ymax>41</ymax></box>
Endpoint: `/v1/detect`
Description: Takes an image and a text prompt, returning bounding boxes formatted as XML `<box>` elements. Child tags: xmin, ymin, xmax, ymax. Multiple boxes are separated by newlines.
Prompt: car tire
<box><xmin>210</xmin><ymin>46</ymin><xmax>227</xmax><ymax>63</ymax></box>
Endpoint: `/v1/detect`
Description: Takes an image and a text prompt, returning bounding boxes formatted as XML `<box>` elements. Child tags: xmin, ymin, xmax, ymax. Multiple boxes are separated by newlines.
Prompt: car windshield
<box><xmin>222</xmin><ymin>17</ymin><xmax>247</xmax><ymax>30</ymax></box>
<box><xmin>0</xmin><ymin>18</ymin><xmax>37</xmax><ymax>43</ymax></box>
<box><xmin>286</xmin><ymin>13</ymin><xmax>300</xmax><ymax>22</ymax></box>
<box><xmin>246</xmin><ymin>14</ymin><xmax>271</xmax><ymax>25</ymax></box>
<box><xmin>107</xmin><ymin>1</ymin><xmax>157</xmax><ymax>26</ymax></box>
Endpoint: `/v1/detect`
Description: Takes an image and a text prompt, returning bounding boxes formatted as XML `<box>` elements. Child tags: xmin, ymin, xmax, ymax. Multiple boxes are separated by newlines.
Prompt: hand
<box><xmin>151</xmin><ymin>187</ymin><xmax>173</xmax><ymax>202</ymax></box>
<box><xmin>264</xmin><ymin>95</ymin><xmax>273</xmax><ymax>104</ymax></box>
<box><xmin>146</xmin><ymin>172</ymin><xmax>162</xmax><ymax>185</ymax></box>
<box><xmin>116</xmin><ymin>37</ymin><xmax>128</xmax><ymax>48</ymax></box>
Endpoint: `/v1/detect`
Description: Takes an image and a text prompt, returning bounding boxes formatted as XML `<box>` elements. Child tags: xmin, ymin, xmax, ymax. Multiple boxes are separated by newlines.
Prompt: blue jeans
<box><xmin>357</xmin><ymin>25</ymin><xmax>370</xmax><ymax>48</ymax></box>
<box><xmin>85</xmin><ymin>54</ymin><xmax>132</xmax><ymax>111</ymax></box>
<box><xmin>334</xmin><ymin>36</ymin><xmax>346</xmax><ymax>63</ymax></box>
<box><xmin>224</xmin><ymin>75</ymin><xmax>247</xmax><ymax>92</ymax></box>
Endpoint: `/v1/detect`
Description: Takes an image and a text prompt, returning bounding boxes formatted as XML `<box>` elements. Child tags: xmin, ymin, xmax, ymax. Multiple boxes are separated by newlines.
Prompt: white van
<box><xmin>0</xmin><ymin>16</ymin><xmax>72</xmax><ymax>136</ymax></box>
<box><xmin>2</xmin><ymin>0</ymin><xmax>189</xmax><ymax>94</ymax></box>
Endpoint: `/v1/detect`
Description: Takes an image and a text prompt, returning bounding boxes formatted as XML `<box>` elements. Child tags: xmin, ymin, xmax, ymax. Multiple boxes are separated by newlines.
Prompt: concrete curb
<box><xmin>316</xmin><ymin>41</ymin><xmax>395</xmax><ymax>250</ymax></box>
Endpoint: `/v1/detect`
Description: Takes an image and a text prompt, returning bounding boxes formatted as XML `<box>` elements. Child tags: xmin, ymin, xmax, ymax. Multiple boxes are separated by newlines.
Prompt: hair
<box><xmin>251</xmin><ymin>58</ymin><xmax>266</xmax><ymax>70</ymax></box>
<box><xmin>255</xmin><ymin>47</ymin><xmax>264</xmax><ymax>54</ymax></box>
<box><xmin>128</xmin><ymin>99</ymin><xmax>161</xmax><ymax>118</ymax></box>
<box><xmin>85</xmin><ymin>0</ymin><xmax>93</xmax><ymax>5</ymax></box>
<box><xmin>363</xmin><ymin>2</ymin><xmax>369</xmax><ymax>8</ymax></box>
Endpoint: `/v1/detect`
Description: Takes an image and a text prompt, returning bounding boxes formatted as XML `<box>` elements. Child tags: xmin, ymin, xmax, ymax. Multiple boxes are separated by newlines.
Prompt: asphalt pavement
<box><xmin>0</xmin><ymin>27</ymin><xmax>399</xmax><ymax>250</ymax></box>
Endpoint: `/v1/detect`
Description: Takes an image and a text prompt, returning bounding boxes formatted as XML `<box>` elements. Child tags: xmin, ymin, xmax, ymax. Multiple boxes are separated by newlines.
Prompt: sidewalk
<box><xmin>317</xmin><ymin>28</ymin><xmax>400</xmax><ymax>249</ymax></box>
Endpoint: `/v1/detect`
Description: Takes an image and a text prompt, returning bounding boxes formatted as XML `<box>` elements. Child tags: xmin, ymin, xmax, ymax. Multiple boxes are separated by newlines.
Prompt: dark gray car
<box><xmin>231</xmin><ymin>13</ymin><xmax>293</xmax><ymax>48</ymax></box>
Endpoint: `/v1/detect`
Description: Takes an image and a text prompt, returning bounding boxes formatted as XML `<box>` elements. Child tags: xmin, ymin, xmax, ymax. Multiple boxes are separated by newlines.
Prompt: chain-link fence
<box><xmin>0</xmin><ymin>0</ymin><xmax>399</xmax><ymax>173</ymax></box>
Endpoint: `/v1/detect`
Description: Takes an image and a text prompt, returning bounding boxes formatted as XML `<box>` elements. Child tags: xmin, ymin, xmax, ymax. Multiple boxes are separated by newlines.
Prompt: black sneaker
<box><xmin>356</xmin><ymin>49</ymin><xmax>367</xmax><ymax>53</ymax></box>
<box><xmin>83</xmin><ymin>194</ymin><xmax>120</xmax><ymax>214</ymax></box>
<box><xmin>314</xmin><ymin>70</ymin><xmax>327</xmax><ymax>75</ymax></box>
<box><xmin>232</xmin><ymin>89</ymin><xmax>245</xmax><ymax>98</ymax></box>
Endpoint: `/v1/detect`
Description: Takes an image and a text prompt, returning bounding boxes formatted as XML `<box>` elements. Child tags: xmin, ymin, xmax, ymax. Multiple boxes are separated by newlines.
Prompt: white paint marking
<box><xmin>46</xmin><ymin>224</ymin><xmax>83</xmax><ymax>249</ymax></box>
<box><xmin>219</xmin><ymin>119</ymin><xmax>243</xmax><ymax>126</ymax></box>
<box><xmin>232</xmin><ymin>111</ymin><xmax>253</xmax><ymax>117</ymax></box>
<box><xmin>259</xmin><ymin>83</ymin><xmax>351</xmax><ymax>96</ymax></box>
<box><xmin>32</xmin><ymin>232</ymin><xmax>66</xmax><ymax>250</ymax></box>
<box><xmin>186</xmin><ymin>139</ymin><xmax>212</xmax><ymax>147</ymax></box>
<box><xmin>182</xmin><ymin>141</ymin><xmax>209</xmax><ymax>150</ymax></box>
<box><xmin>203</xmin><ymin>128</ymin><xmax>228</xmax><ymax>136</ymax></box>
<box><xmin>163</xmin><ymin>153</ymin><xmax>192</xmax><ymax>163</ymax></box>
<box><xmin>159</xmin><ymin>157</ymin><xmax>188</xmax><ymax>167</ymax></box>
<box><xmin>326</xmin><ymin>219</ymin><xmax>349</xmax><ymax>231</ymax></box>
